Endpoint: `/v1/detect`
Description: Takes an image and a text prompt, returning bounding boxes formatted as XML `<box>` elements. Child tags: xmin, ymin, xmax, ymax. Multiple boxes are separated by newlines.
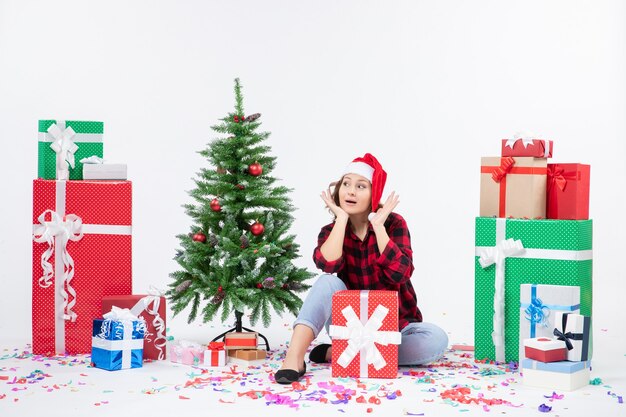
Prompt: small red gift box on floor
<box><xmin>523</xmin><ymin>337</ymin><xmax>568</xmax><ymax>362</ymax></box>
<box><xmin>32</xmin><ymin>179</ymin><xmax>132</xmax><ymax>355</ymax></box>
<box><xmin>329</xmin><ymin>290</ymin><xmax>402</xmax><ymax>379</ymax></box>
<box><xmin>547</xmin><ymin>163</ymin><xmax>590</xmax><ymax>220</ymax></box>
<box><xmin>203</xmin><ymin>342</ymin><xmax>227</xmax><ymax>367</ymax></box>
<box><xmin>501</xmin><ymin>137</ymin><xmax>553</xmax><ymax>158</ymax></box>
<box><xmin>102</xmin><ymin>294</ymin><xmax>167</xmax><ymax>360</ymax></box>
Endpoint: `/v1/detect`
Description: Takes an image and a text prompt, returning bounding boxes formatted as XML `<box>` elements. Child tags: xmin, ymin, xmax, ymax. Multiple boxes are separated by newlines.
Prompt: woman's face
<box><xmin>337</xmin><ymin>174</ymin><xmax>372</xmax><ymax>215</ymax></box>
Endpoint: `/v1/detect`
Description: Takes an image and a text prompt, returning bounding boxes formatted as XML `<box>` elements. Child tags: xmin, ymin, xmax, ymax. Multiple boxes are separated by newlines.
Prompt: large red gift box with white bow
<box><xmin>32</xmin><ymin>179</ymin><xmax>132</xmax><ymax>355</ymax></box>
<box><xmin>329</xmin><ymin>290</ymin><xmax>401</xmax><ymax>379</ymax></box>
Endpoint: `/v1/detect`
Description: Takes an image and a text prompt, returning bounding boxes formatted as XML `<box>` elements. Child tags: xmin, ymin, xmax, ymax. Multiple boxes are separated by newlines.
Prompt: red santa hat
<box><xmin>342</xmin><ymin>153</ymin><xmax>387</xmax><ymax>212</ymax></box>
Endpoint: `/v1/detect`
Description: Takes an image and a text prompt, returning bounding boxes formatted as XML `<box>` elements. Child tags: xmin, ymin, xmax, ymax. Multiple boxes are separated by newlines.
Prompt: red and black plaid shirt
<box><xmin>312</xmin><ymin>212</ymin><xmax>422</xmax><ymax>329</ymax></box>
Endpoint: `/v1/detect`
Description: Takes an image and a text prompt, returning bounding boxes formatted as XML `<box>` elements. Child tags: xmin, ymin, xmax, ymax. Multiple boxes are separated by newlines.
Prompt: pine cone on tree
<box><xmin>211</xmin><ymin>290</ymin><xmax>225</xmax><ymax>304</ymax></box>
<box><xmin>245</xmin><ymin>113</ymin><xmax>261</xmax><ymax>122</ymax></box>
<box><xmin>262</xmin><ymin>277</ymin><xmax>276</xmax><ymax>289</ymax></box>
<box><xmin>209</xmin><ymin>234</ymin><xmax>219</xmax><ymax>247</ymax></box>
<box><xmin>288</xmin><ymin>282</ymin><xmax>304</xmax><ymax>291</ymax></box>
<box><xmin>240</xmin><ymin>233</ymin><xmax>250</xmax><ymax>249</ymax></box>
<box><xmin>175</xmin><ymin>280</ymin><xmax>192</xmax><ymax>293</ymax></box>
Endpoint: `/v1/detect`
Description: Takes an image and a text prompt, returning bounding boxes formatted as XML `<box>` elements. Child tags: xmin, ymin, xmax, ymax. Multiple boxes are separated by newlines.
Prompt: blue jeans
<box><xmin>293</xmin><ymin>274</ymin><xmax>449</xmax><ymax>366</ymax></box>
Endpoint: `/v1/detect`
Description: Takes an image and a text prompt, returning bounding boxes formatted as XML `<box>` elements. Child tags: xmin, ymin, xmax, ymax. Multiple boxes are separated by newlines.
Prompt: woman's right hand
<box><xmin>321</xmin><ymin>188</ymin><xmax>348</xmax><ymax>222</ymax></box>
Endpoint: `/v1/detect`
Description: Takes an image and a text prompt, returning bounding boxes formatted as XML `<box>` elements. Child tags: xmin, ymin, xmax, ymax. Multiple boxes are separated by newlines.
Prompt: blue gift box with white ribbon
<box><xmin>91</xmin><ymin>307</ymin><xmax>146</xmax><ymax>371</ymax></box>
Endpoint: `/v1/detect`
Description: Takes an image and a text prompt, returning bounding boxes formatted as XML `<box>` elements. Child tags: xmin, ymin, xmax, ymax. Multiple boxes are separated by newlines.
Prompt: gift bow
<box><xmin>104</xmin><ymin>306</ymin><xmax>137</xmax><ymax>321</ymax></box>
<box><xmin>504</xmin><ymin>132</ymin><xmax>535</xmax><ymax>149</ymax></box>
<box><xmin>524</xmin><ymin>295</ymin><xmax>550</xmax><ymax>329</ymax></box>
<box><xmin>478</xmin><ymin>238</ymin><xmax>525</xmax><ymax>362</ymax></box>
<box><xmin>48</xmin><ymin>121</ymin><xmax>78</xmax><ymax>176</ymax></box>
<box><xmin>208</xmin><ymin>341</ymin><xmax>225</xmax><ymax>351</ymax></box>
<box><xmin>329</xmin><ymin>304</ymin><xmax>402</xmax><ymax>371</ymax></box>
<box><xmin>491</xmin><ymin>157</ymin><xmax>515</xmax><ymax>183</ymax></box>
<box><xmin>552</xmin><ymin>313</ymin><xmax>583</xmax><ymax>351</ymax></box>
<box><xmin>32</xmin><ymin>209</ymin><xmax>84</xmax><ymax>321</ymax></box>
<box><xmin>552</xmin><ymin>328</ymin><xmax>576</xmax><ymax>351</ymax></box>
<box><xmin>547</xmin><ymin>166</ymin><xmax>579</xmax><ymax>192</ymax></box>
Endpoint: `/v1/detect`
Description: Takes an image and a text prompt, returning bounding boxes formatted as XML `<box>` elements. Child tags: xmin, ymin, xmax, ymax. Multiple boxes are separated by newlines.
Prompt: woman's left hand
<box><xmin>368</xmin><ymin>191</ymin><xmax>399</xmax><ymax>228</ymax></box>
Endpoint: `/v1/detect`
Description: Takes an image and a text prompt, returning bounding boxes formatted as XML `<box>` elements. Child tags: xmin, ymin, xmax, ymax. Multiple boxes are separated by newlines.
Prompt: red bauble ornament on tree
<box><xmin>236</xmin><ymin>184</ymin><xmax>245</xmax><ymax>190</ymax></box>
<box><xmin>256</xmin><ymin>283</ymin><xmax>263</xmax><ymax>289</ymax></box>
<box><xmin>218</xmin><ymin>286</ymin><xmax>223</xmax><ymax>292</ymax></box>
<box><xmin>210</xmin><ymin>198</ymin><xmax>221</xmax><ymax>212</ymax></box>
<box><xmin>248</xmin><ymin>161</ymin><xmax>263</xmax><ymax>176</ymax></box>
<box><xmin>192</xmin><ymin>232</ymin><xmax>207</xmax><ymax>243</ymax></box>
<box><xmin>250</xmin><ymin>221</ymin><xmax>265</xmax><ymax>236</ymax></box>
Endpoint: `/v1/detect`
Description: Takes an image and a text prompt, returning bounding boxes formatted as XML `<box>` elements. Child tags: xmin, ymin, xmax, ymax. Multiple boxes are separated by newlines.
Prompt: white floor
<box><xmin>1</xmin><ymin>323</ymin><xmax>624</xmax><ymax>417</ymax></box>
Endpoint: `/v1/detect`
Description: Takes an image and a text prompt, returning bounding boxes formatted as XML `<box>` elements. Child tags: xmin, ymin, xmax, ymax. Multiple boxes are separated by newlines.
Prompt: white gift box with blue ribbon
<box><xmin>519</xmin><ymin>284</ymin><xmax>580</xmax><ymax>366</ymax></box>
<box><xmin>91</xmin><ymin>307</ymin><xmax>146</xmax><ymax>371</ymax></box>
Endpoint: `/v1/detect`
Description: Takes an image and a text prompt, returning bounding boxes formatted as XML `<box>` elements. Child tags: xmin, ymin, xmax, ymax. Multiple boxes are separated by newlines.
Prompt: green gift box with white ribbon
<box><xmin>38</xmin><ymin>120</ymin><xmax>104</xmax><ymax>180</ymax></box>
<box><xmin>474</xmin><ymin>217</ymin><xmax>592</xmax><ymax>363</ymax></box>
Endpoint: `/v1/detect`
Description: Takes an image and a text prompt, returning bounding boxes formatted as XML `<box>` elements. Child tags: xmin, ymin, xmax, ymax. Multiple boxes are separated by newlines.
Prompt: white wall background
<box><xmin>1</xmin><ymin>0</ymin><xmax>624</xmax><ymax>346</ymax></box>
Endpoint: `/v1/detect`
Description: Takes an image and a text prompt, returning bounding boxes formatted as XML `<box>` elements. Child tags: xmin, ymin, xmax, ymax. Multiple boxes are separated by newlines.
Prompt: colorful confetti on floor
<box><xmin>1</xmin><ymin>339</ymin><xmax>624</xmax><ymax>416</ymax></box>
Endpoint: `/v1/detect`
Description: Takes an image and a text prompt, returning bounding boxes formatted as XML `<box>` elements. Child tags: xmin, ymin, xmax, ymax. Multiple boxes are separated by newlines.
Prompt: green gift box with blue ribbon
<box><xmin>474</xmin><ymin>217</ymin><xmax>592</xmax><ymax>363</ymax></box>
<box><xmin>38</xmin><ymin>120</ymin><xmax>104</xmax><ymax>180</ymax></box>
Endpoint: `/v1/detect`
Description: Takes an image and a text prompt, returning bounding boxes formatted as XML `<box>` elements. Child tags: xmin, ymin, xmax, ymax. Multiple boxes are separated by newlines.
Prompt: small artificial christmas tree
<box><xmin>168</xmin><ymin>78</ymin><xmax>313</xmax><ymax>328</ymax></box>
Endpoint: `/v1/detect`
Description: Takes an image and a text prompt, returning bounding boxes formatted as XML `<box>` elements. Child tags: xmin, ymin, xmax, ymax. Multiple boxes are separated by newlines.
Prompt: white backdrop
<box><xmin>1</xmin><ymin>0</ymin><xmax>624</xmax><ymax>347</ymax></box>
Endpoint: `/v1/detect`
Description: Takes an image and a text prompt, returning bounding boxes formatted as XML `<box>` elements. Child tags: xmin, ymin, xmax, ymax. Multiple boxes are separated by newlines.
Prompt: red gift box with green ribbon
<box><xmin>547</xmin><ymin>163</ymin><xmax>590</xmax><ymax>220</ymax></box>
<box><xmin>32</xmin><ymin>179</ymin><xmax>132</xmax><ymax>355</ymax></box>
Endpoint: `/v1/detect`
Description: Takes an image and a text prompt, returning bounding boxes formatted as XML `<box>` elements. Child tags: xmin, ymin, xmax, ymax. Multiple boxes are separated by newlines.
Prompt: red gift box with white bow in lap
<box><xmin>329</xmin><ymin>290</ymin><xmax>401</xmax><ymax>379</ymax></box>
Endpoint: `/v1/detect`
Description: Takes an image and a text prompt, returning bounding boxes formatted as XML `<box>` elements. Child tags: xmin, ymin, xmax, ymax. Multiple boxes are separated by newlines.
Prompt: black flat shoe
<box><xmin>309</xmin><ymin>343</ymin><xmax>331</xmax><ymax>363</ymax></box>
<box><xmin>274</xmin><ymin>361</ymin><xmax>306</xmax><ymax>384</ymax></box>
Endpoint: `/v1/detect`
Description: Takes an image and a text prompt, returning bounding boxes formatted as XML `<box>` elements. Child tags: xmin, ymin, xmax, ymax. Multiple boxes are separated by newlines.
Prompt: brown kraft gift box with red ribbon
<box><xmin>32</xmin><ymin>179</ymin><xmax>132</xmax><ymax>355</ymax></box>
<box><xmin>102</xmin><ymin>294</ymin><xmax>167</xmax><ymax>360</ymax></box>
<box><xmin>480</xmin><ymin>156</ymin><xmax>548</xmax><ymax>218</ymax></box>
<box><xmin>224</xmin><ymin>332</ymin><xmax>257</xmax><ymax>350</ymax></box>
<box><xmin>547</xmin><ymin>163</ymin><xmax>590</xmax><ymax>220</ymax></box>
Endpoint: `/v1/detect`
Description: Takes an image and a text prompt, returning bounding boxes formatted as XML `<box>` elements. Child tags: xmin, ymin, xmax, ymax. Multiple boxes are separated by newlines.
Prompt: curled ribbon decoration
<box><xmin>32</xmin><ymin>209</ymin><xmax>83</xmax><ymax>322</ymax></box>
<box><xmin>329</xmin><ymin>304</ymin><xmax>402</xmax><ymax>371</ymax></box>
<box><xmin>491</xmin><ymin>157</ymin><xmax>515</xmax><ymax>183</ymax></box>
<box><xmin>130</xmin><ymin>289</ymin><xmax>167</xmax><ymax>360</ymax></box>
<box><xmin>478</xmin><ymin>238</ymin><xmax>525</xmax><ymax>362</ymax></box>
<box><xmin>504</xmin><ymin>132</ymin><xmax>535</xmax><ymax>149</ymax></box>
<box><xmin>208</xmin><ymin>341</ymin><xmax>225</xmax><ymax>351</ymax></box>
<box><xmin>524</xmin><ymin>296</ymin><xmax>550</xmax><ymax>329</ymax></box>
<box><xmin>47</xmin><ymin>121</ymin><xmax>78</xmax><ymax>179</ymax></box>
